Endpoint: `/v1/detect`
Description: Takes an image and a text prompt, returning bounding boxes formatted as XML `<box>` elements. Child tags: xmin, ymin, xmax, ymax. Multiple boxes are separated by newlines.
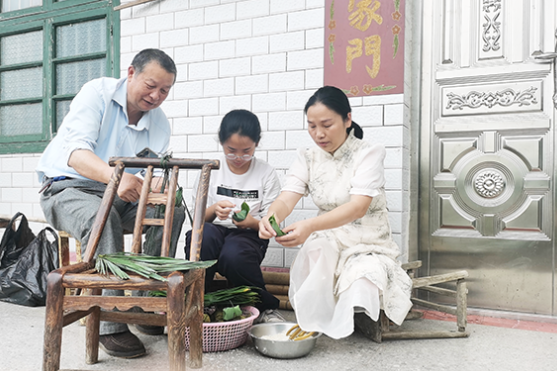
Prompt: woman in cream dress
<box><xmin>259</xmin><ymin>86</ymin><xmax>412</xmax><ymax>339</ymax></box>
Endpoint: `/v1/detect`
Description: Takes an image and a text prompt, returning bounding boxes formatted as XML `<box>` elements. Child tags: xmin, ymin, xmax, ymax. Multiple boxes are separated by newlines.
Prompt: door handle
<box><xmin>533</xmin><ymin>51</ymin><xmax>557</xmax><ymax>63</ymax></box>
<box><xmin>532</xmin><ymin>30</ymin><xmax>557</xmax><ymax>108</ymax></box>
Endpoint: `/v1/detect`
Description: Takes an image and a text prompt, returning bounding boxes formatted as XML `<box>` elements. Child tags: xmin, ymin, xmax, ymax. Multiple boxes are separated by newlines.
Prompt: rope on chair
<box><xmin>158</xmin><ymin>152</ymin><xmax>194</xmax><ymax>225</ymax></box>
<box><xmin>145</xmin><ymin>153</ymin><xmax>194</xmax><ymax>251</ymax></box>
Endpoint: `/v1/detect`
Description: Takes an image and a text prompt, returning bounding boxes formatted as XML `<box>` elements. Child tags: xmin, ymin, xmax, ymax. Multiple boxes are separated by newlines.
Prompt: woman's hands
<box><xmin>258</xmin><ymin>194</ymin><xmax>372</xmax><ymax>246</ymax></box>
<box><xmin>258</xmin><ymin>216</ymin><xmax>313</xmax><ymax>247</ymax></box>
<box><xmin>275</xmin><ymin>220</ymin><xmax>313</xmax><ymax>247</ymax></box>
<box><xmin>258</xmin><ymin>215</ymin><xmax>276</xmax><ymax>239</ymax></box>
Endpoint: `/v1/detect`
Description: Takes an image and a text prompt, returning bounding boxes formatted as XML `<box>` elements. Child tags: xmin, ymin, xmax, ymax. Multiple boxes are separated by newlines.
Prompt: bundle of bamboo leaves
<box><xmin>95</xmin><ymin>252</ymin><xmax>217</xmax><ymax>282</ymax></box>
<box><xmin>150</xmin><ymin>285</ymin><xmax>260</xmax><ymax>308</ymax></box>
<box><xmin>151</xmin><ymin>286</ymin><xmax>260</xmax><ymax>322</ymax></box>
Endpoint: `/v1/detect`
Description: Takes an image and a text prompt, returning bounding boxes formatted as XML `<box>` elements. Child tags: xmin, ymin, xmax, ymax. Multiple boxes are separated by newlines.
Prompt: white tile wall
<box><xmin>204</xmin><ymin>40</ymin><xmax>236</xmax><ymax>61</ymax></box>
<box><xmin>0</xmin><ymin>173</ymin><xmax>11</xmax><ymax>188</ymax></box>
<box><xmin>219</xmin><ymin>94</ymin><xmax>251</xmax><ymax>113</ymax></box>
<box><xmin>237</xmin><ymin>0</ymin><xmax>269</xmax><ymax>19</ymax></box>
<box><xmin>221</xmin><ymin>19</ymin><xmax>252</xmax><ymax>40</ymax></box>
<box><xmin>235</xmin><ymin>74</ymin><xmax>268</xmax><ymax>94</ymax></box>
<box><xmin>188</xmin><ymin>97</ymin><xmax>219</xmax><ymax>117</ymax></box>
<box><xmin>253</xmin><ymin>14</ymin><xmax>286</xmax><ymax>36</ymax></box>
<box><xmin>219</xmin><ymin>57</ymin><xmax>251</xmax><ymax>77</ymax></box>
<box><xmin>268</xmin><ymin>111</ymin><xmax>304</xmax><ymax>131</ymax></box>
<box><xmin>270</xmin><ymin>0</ymin><xmax>304</xmax><ymax>14</ymax></box>
<box><xmin>252</xmin><ymin>53</ymin><xmax>286</xmax><ymax>74</ymax></box>
<box><xmin>287</xmin><ymin>8</ymin><xmax>324</xmax><ymax>32</ymax></box>
<box><xmin>236</xmin><ymin>36</ymin><xmax>269</xmax><ymax>57</ymax></box>
<box><xmin>252</xmin><ymin>92</ymin><xmax>286</xmax><ymax>112</ymax></box>
<box><xmin>1</xmin><ymin>0</ymin><xmax>411</xmax><ymax>267</ymax></box>
<box><xmin>204</xmin><ymin>3</ymin><xmax>236</xmax><ymax>25</ymax></box>
<box><xmin>146</xmin><ymin>13</ymin><xmax>174</xmax><ymax>32</ymax></box>
<box><xmin>269</xmin><ymin>31</ymin><xmax>304</xmax><ymax>53</ymax></box>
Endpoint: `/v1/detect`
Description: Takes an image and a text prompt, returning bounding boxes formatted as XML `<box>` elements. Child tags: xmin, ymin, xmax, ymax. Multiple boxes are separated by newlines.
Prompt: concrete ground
<box><xmin>1</xmin><ymin>302</ymin><xmax>556</xmax><ymax>371</ymax></box>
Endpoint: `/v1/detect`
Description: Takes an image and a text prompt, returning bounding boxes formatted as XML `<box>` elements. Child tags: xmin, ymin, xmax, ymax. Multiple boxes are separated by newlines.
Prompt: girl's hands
<box><xmin>232</xmin><ymin>212</ymin><xmax>257</xmax><ymax>230</ymax></box>
<box><xmin>274</xmin><ymin>220</ymin><xmax>312</xmax><ymax>247</ymax></box>
<box><xmin>214</xmin><ymin>200</ymin><xmax>236</xmax><ymax>220</ymax></box>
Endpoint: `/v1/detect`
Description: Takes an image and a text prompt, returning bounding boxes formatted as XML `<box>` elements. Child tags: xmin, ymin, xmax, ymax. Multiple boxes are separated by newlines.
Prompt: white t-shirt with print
<box><xmin>191</xmin><ymin>155</ymin><xmax>281</xmax><ymax>229</ymax></box>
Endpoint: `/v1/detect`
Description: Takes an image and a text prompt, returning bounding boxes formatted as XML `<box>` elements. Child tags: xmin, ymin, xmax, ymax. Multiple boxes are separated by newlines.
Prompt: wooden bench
<box><xmin>378</xmin><ymin>260</ymin><xmax>469</xmax><ymax>341</ymax></box>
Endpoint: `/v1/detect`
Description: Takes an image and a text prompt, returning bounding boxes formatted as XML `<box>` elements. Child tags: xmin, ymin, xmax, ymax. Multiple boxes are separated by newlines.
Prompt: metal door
<box><xmin>419</xmin><ymin>0</ymin><xmax>557</xmax><ymax>315</ymax></box>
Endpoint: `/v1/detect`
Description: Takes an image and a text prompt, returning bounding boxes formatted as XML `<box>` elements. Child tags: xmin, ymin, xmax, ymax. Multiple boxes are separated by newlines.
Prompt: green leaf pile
<box><xmin>269</xmin><ymin>214</ymin><xmax>286</xmax><ymax>236</ymax></box>
<box><xmin>95</xmin><ymin>252</ymin><xmax>217</xmax><ymax>282</ymax></box>
<box><xmin>150</xmin><ymin>285</ymin><xmax>260</xmax><ymax>308</ymax></box>
<box><xmin>232</xmin><ymin>201</ymin><xmax>250</xmax><ymax>222</ymax></box>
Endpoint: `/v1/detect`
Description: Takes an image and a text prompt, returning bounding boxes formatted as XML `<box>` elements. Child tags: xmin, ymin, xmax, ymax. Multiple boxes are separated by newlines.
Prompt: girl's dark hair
<box><xmin>218</xmin><ymin>109</ymin><xmax>262</xmax><ymax>144</ymax></box>
<box><xmin>304</xmin><ymin>86</ymin><xmax>363</xmax><ymax>139</ymax></box>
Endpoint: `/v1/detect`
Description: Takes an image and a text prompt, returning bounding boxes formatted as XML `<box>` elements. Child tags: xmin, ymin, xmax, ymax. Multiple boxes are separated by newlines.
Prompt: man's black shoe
<box><xmin>135</xmin><ymin>324</ymin><xmax>165</xmax><ymax>335</ymax></box>
<box><xmin>99</xmin><ymin>330</ymin><xmax>146</xmax><ymax>358</ymax></box>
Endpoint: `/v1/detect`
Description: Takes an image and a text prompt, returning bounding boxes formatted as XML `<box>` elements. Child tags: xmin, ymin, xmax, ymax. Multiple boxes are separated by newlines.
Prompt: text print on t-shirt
<box><xmin>217</xmin><ymin>186</ymin><xmax>259</xmax><ymax>199</ymax></box>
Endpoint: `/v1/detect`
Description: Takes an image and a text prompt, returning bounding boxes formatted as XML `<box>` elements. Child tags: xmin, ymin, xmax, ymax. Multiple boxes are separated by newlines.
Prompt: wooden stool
<box><xmin>355</xmin><ymin>261</ymin><xmax>469</xmax><ymax>342</ymax></box>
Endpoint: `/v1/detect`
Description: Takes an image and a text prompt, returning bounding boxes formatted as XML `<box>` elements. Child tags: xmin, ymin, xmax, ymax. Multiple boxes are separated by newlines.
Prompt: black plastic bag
<box><xmin>0</xmin><ymin>212</ymin><xmax>59</xmax><ymax>307</ymax></box>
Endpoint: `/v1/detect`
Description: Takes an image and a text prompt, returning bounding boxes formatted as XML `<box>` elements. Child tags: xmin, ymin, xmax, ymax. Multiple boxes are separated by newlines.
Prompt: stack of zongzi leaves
<box><xmin>95</xmin><ymin>252</ymin><xmax>217</xmax><ymax>282</ymax></box>
<box><xmin>151</xmin><ymin>285</ymin><xmax>260</xmax><ymax>322</ymax></box>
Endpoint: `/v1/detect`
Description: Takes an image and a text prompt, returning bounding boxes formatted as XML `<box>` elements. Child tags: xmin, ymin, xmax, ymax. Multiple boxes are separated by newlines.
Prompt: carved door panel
<box><xmin>419</xmin><ymin>0</ymin><xmax>556</xmax><ymax>315</ymax></box>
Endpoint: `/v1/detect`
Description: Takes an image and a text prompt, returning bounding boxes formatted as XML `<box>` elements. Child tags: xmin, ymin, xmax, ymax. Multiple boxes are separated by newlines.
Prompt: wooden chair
<box><xmin>356</xmin><ymin>260</ymin><xmax>469</xmax><ymax>342</ymax></box>
<box><xmin>42</xmin><ymin>157</ymin><xmax>219</xmax><ymax>371</ymax></box>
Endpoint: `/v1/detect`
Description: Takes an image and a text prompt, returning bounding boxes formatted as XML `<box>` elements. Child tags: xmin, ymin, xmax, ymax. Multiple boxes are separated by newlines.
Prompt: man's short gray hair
<box><xmin>131</xmin><ymin>48</ymin><xmax>177</xmax><ymax>82</ymax></box>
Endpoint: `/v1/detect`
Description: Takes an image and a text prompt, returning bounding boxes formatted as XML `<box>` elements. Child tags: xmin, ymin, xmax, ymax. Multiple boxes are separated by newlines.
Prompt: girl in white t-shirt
<box><xmin>185</xmin><ymin>110</ymin><xmax>283</xmax><ymax>319</ymax></box>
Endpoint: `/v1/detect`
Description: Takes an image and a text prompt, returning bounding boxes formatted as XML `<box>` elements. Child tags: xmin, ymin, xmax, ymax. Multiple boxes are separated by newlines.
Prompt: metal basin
<box><xmin>248</xmin><ymin>322</ymin><xmax>322</xmax><ymax>359</ymax></box>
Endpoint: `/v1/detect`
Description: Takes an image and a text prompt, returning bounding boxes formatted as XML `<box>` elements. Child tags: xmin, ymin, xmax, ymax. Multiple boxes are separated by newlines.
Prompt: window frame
<box><xmin>0</xmin><ymin>0</ymin><xmax>119</xmax><ymax>154</ymax></box>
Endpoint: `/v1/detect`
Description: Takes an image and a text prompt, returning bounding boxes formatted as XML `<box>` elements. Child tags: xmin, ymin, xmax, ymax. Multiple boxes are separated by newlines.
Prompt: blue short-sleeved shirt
<box><xmin>36</xmin><ymin>76</ymin><xmax>171</xmax><ymax>182</ymax></box>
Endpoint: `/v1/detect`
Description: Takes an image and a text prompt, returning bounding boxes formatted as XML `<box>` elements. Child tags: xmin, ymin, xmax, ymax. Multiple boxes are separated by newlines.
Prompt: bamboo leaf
<box><xmin>232</xmin><ymin>201</ymin><xmax>250</xmax><ymax>222</ymax></box>
<box><xmin>149</xmin><ymin>285</ymin><xmax>261</xmax><ymax>307</ymax></box>
<box><xmin>269</xmin><ymin>215</ymin><xmax>286</xmax><ymax>236</ymax></box>
<box><xmin>95</xmin><ymin>252</ymin><xmax>217</xmax><ymax>281</ymax></box>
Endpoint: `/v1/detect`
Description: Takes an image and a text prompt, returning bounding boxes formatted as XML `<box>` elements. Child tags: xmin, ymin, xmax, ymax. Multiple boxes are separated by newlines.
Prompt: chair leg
<box><xmin>43</xmin><ymin>272</ymin><xmax>65</xmax><ymax>371</ymax></box>
<box><xmin>167</xmin><ymin>272</ymin><xmax>186</xmax><ymax>371</ymax></box>
<box><xmin>186</xmin><ymin>275</ymin><xmax>205</xmax><ymax>369</ymax></box>
<box><xmin>456</xmin><ymin>279</ymin><xmax>467</xmax><ymax>332</ymax></box>
<box><xmin>85</xmin><ymin>289</ymin><xmax>102</xmax><ymax>365</ymax></box>
<box><xmin>380</xmin><ymin>310</ymin><xmax>390</xmax><ymax>332</ymax></box>
<box><xmin>354</xmin><ymin>311</ymin><xmax>382</xmax><ymax>343</ymax></box>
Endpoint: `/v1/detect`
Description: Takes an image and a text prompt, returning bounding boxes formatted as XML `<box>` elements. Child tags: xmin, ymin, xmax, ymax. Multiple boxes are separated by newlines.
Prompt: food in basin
<box><xmin>248</xmin><ymin>322</ymin><xmax>322</xmax><ymax>359</ymax></box>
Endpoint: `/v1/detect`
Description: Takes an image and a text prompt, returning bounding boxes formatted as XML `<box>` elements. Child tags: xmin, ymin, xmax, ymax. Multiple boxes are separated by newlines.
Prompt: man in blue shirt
<box><xmin>36</xmin><ymin>48</ymin><xmax>185</xmax><ymax>358</ymax></box>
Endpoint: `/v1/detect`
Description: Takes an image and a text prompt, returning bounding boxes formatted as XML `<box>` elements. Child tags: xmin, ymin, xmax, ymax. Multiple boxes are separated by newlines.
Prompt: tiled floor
<box><xmin>3</xmin><ymin>301</ymin><xmax>557</xmax><ymax>371</ymax></box>
<box><xmin>421</xmin><ymin>309</ymin><xmax>557</xmax><ymax>334</ymax></box>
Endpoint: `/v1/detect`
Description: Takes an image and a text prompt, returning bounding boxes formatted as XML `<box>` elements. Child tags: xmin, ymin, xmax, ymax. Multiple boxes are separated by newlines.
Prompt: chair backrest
<box><xmin>82</xmin><ymin>157</ymin><xmax>219</xmax><ymax>264</ymax></box>
<box><xmin>131</xmin><ymin>163</ymin><xmax>178</xmax><ymax>257</ymax></box>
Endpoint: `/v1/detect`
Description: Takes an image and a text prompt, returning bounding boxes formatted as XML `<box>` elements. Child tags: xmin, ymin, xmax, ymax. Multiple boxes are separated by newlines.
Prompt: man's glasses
<box><xmin>225</xmin><ymin>153</ymin><xmax>253</xmax><ymax>161</ymax></box>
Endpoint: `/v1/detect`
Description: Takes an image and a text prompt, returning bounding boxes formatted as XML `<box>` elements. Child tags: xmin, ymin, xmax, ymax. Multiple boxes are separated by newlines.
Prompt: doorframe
<box><xmin>407</xmin><ymin>0</ymin><xmax>425</xmax><ymax>265</ymax></box>
<box><xmin>415</xmin><ymin>0</ymin><xmax>557</xmax><ymax>320</ymax></box>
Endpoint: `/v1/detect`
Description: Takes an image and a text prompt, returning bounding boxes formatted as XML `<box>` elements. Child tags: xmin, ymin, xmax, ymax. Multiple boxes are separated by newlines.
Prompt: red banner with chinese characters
<box><xmin>324</xmin><ymin>0</ymin><xmax>405</xmax><ymax>97</ymax></box>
